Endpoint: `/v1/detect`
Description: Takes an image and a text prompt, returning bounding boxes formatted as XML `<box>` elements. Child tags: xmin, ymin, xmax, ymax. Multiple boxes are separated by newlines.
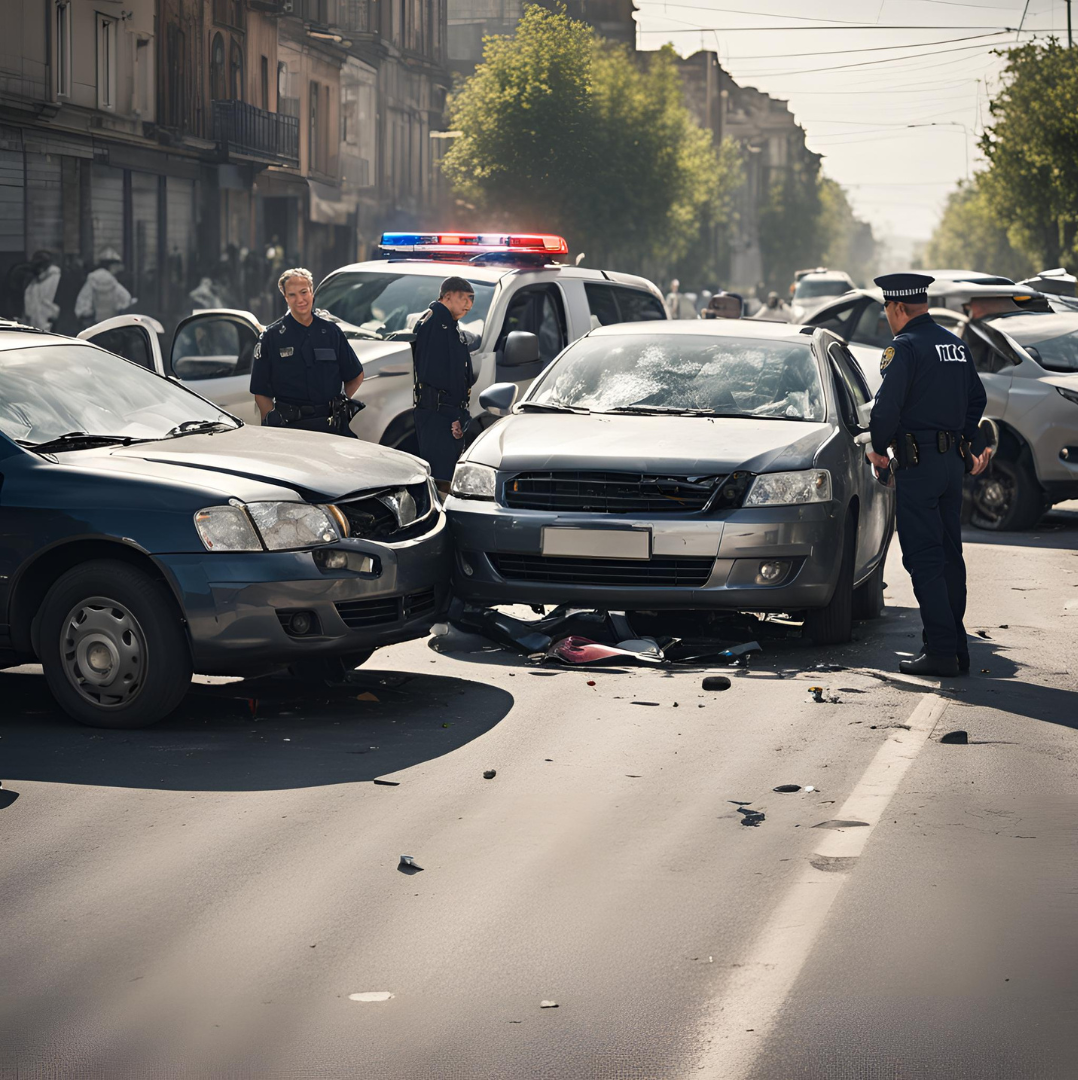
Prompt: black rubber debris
<box><xmin>977</xmin><ymin>630</ymin><xmax>991</xmax><ymax>639</ymax></box>
<box><xmin>373</xmin><ymin>779</ymin><xmax>400</xmax><ymax>786</ymax></box>
<box><xmin>632</xmin><ymin>701</ymin><xmax>660</xmax><ymax>706</ymax></box>
<box><xmin>773</xmin><ymin>784</ymin><xmax>801</xmax><ymax>793</ymax></box>
<box><xmin>483</xmin><ymin>769</ymin><xmax>497</xmax><ymax>779</ymax></box>
<box><xmin>940</xmin><ymin>730</ymin><xmax>969</xmax><ymax>744</ymax></box>
<box><xmin>702</xmin><ymin>676</ymin><xmax>732</xmax><ymax>692</ymax></box>
<box><xmin>737</xmin><ymin>807</ymin><xmax>765</xmax><ymax>827</ymax></box>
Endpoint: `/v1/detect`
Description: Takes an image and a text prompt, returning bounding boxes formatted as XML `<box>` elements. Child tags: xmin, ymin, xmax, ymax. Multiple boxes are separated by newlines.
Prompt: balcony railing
<box><xmin>212</xmin><ymin>100</ymin><xmax>299</xmax><ymax>167</ymax></box>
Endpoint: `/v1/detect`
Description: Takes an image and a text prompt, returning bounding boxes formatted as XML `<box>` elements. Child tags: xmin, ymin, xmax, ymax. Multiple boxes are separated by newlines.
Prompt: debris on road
<box><xmin>805</xmin><ymin>786</ymin><xmax>817</xmax><ymax>792</ymax></box>
<box><xmin>540</xmin><ymin>1000</ymin><xmax>559</xmax><ymax>1008</ymax></box>
<box><xmin>813</xmin><ymin>663</ymin><xmax>846</xmax><ymax>672</ymax></box>
<box><xmin>701</xmin><ymin>676</ymin><xmax>732</xmax><ymax>691</ymax></box>
<box><xmin>632</xmin><ymin>700</ymin><xmax>660</xmax><ymax>706</ymax></box>
<box><xmin>546</xmin><ymin>635</ymin><xmax>664</xmax><ymax>665</ymax></box>
<box><xmin>977</xmin><ymin>630</ymin><xmax>991</xmax><ymax>639</ymax></box>
<box><xmin>808</xmin><ymin>686</ymin><xmax>825</xmax><ymax>703</ymax></box>
<box><xmin>355</xmin><ymin>691</ymin><xmax>379</xmax><ymax>702</ymax></box>
<box><xmin>398</xmin><ymin>855</ymin><xmax>423</xmax><ymax>871</ymax></box>
<box><xmin>372</xmin><ymin>779</ymin><xmax>400</xmax><ymax>787</ymax></box>
<box><xmin>722</xmin><ymin>641</ymin><xmax>761</xmax><ymax>667</ymax></box>
<box><xmin>940</xmin><ymin>730</ymin><xmax>969</xmax><ymax>744</ymax></box>
<box><xmin>814</xmin><ymin>819</ymin><xmax>869</xmax><ymax>829</ymax></box>
<box><xmin>737</xmin><ymin>807</ymin><xmax>765</xmax><ymax>827</ymax></box>
<box><xmin>773</xmin><ymin>784</ymin><xmax>801</xmax><ymax>793</ymax></box>
<box><xmin>349</xmin><ymin>992</ymin><xmax>394</xmax><ymax>1002</ymax></box>
<box><xmin>483</xmin><ymin>769</ymin><xmax>497</xmax><ymax>779</ymax></box>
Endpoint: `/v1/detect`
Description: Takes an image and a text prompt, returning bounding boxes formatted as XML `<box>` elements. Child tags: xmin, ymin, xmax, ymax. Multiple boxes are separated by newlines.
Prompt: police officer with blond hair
<box><xmin>250</xmin><ymin>267</ymin><xmax>364</xmax><ymax>436</ymax></box>
<box><xmin>867</xmin><ymin>273</ymin><xmax>992</xmax><ymax>677</ymax></box>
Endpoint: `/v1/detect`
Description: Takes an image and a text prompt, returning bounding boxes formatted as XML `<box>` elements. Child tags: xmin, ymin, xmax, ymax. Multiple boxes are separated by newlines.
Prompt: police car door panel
<box><xmin>79</xmin><ymin>315</ymin><xmax>166</xmax><ymax>374</ymax></box>
<box><xmin>170</xmin><ymin>312</ymin><xmax>263</xmax><ymax>426</ymax></box>
<box><xmin>495</xmin><ymin>283</ymin><xmax>568</xmax><ymax>393</ymax></box>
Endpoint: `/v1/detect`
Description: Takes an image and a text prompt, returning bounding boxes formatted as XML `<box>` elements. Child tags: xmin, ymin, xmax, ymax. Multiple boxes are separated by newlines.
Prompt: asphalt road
<box><xmin>2</xmin><ymin>507</ymin><xmax>1077</xmax><ymax>1080</ymax></box>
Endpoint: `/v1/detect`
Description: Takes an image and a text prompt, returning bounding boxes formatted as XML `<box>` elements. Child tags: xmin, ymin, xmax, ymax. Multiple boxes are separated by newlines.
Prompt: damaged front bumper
<box><xmin>444</xmin><ymin>497</ymin><xmax>845</xmax><ymax>611</ymax></box>
<box><xmin>156</xmin><ymin>513</ymin><xmax>452</xmax><ymax>674</ymax></box>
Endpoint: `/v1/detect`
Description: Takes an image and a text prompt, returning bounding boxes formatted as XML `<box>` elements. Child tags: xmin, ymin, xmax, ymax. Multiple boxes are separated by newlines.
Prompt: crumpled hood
<box><xmin>54</xmin><ymin>426</ymin><xmax>428</xmax><ymax>501</ymax></box>
<box><xmin>466</xmin><ymin>413</ymin><xmax>835</xmax><ymax>475</ymax></box>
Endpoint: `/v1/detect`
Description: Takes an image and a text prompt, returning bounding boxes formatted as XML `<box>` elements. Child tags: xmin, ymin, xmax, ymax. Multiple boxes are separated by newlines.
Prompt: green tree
<box><xmin>441</xmin><ymin>7</ymin><xmax>741</xmax><ymax>277</ymax></box>
<box><xmin>923</xmin><ymin>179</ymin><xmax>1036</xmax><ymax>280</ymax></box>
<box><xmin>979</xmin><ymin>40</ymin><xmax>1078</xmax><ymax>269</ymax></box>
<box><xmin>818</xmin><ymin>178</ymin><xmax>877</xmax><ymax>287</ymax></box>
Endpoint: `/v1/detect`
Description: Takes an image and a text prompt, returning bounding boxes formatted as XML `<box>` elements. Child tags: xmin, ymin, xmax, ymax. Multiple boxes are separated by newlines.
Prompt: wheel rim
<box><xmin>972</xmin><ymin>467</ymin><xmax>1013</xmax><ymax>527</ymax></box>
<box><xmin>60</xmin><ymin>596</ymin><xmax>146</xmax><ymax>708</ymax></box>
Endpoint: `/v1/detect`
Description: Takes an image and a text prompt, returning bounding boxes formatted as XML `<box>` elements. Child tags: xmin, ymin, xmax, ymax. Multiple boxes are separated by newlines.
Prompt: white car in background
<box><xmin>790</xmin><ymin>270</ymin><xmax>857</xmax><ymax>322</ymax></box>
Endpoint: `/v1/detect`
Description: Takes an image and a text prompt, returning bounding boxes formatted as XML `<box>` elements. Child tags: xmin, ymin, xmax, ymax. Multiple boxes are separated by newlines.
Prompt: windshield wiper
<box><xmin>602</xmin><ymin>404</ymin><xmax>720</xmax><ymax>416</ymax></box>
<box><xmin>165</xmin><ymin>420</ymin><xmax>236</xmax><ymax>438</ymax></box>
<box><xmin>516</xmin><ymin>401</ymin><xmax>591</xmax><ymax>414</ymax></box>
<box><xmin>21</xmin><ymin>431</ymin><xmax>141</xmax><ymax>453</ymax></box>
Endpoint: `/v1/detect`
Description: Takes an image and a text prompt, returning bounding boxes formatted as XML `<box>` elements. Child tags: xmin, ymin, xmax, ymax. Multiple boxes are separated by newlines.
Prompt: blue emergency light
<box><xmin>377</xmin><ymin>232</ymin><xmax>569</xmax><ymax>263</ymax></box>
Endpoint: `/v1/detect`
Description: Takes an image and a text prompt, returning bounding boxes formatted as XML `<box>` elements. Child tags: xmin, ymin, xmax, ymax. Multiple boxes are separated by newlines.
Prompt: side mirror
<box><xmin>501</xmin><ymin>330</ymin><xmax>540</xmax><ymax>368</ymax></box>
<box><xmin>479</xmin><ymin>382</ymin><xmax>519</xmax><ymax>417</ymax></box>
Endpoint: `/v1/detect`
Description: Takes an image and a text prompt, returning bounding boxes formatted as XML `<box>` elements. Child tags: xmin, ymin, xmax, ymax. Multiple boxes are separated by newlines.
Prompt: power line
<box><xmin>727</xmin><ymin>29</ymin><xmax>1010</xmax><ymax>59</ymax></box>
<box><xmin>636</xmin><ymin>20</ymin><xmax>1015</xmax><ymax>30</ymax></box>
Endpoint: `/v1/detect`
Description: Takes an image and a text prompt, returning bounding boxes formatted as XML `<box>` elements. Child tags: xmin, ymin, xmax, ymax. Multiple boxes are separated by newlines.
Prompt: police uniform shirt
<box><xmin>412</xmin><ymin>300</ymin><xmax>478</xmax><ymax>410</ymax></box>
<box><xmin>869</xmin><ymin>313</ymin><xmax>988</xmax><ymax>457</ymax></box>
<box><xmin>249</xmin><ymin>311</ymin><xmax>362</xmax><ymax>406</ymax></box>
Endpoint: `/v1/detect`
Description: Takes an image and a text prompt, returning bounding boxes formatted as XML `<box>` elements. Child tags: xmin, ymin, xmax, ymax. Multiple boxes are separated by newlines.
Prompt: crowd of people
<box><xmin>663</xmin><ymin>279</ymin><xmax>793</xmax><ymax>323</ymax></box>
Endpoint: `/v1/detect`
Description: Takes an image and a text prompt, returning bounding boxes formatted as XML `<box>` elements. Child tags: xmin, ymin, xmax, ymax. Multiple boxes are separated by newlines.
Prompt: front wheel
<box><xmin>38</xmin><ymin>560</ymin><xmax>192</xmax><ymax>729</ymax></box>
<box><xmin>804</xmin><ymin>515</ymin><xmax>855</xmax><ymax>646</ymax></box>
<box><xmin>970</xmin><ymin>457</ymin><xmax>1045</xmax><ymax>532</ymax></box>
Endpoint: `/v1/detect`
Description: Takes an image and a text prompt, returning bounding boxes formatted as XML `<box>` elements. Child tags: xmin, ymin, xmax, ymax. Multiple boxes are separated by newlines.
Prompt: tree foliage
<box><xmin>922</xmin><ymin>179</ymin><xmax>1036</xmax><ymax>280</ymax></box>
<box><xmin>441</xmin><ymin>6</ymin><xmax>741</xmax><ymax>276</ymax></box>
<box><xmin>978</xmin><ymin>40</ymin><xmax>1078</xmax><ymax>269</ymax></box>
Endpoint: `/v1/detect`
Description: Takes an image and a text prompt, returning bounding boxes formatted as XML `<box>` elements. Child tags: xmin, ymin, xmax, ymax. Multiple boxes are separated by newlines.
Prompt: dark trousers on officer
<box><xmin>414</xmin><ymin>406</ymin><xmax>464</xmax><ymax>482</ymax></box>
<box><xmin>894</xmin><ymin>443</ymin><xmax>968</xmax><ymax>663</ymax></box>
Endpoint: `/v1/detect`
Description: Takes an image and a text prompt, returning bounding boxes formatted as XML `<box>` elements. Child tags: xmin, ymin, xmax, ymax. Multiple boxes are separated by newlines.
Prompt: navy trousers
<box><xmin>894</xmin><ymin>447</ymin><xmax>969</xmax><ymax>662</ymax></box>
<box><xmin>414</xmin><ymin>406</ymin><xmax>464</xmax><ymax>482</ymax></box>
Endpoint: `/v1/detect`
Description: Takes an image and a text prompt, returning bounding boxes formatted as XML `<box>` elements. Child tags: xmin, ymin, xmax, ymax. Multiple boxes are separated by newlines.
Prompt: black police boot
<box><xmin>957</xmin><ymin>654</ymin><xmax>970</xmax><ymax>675</ymax></box>
<box><xmin>899</xmin><ymin>651</ymin><xmax>959</xmax><ymax>677</ymax></box>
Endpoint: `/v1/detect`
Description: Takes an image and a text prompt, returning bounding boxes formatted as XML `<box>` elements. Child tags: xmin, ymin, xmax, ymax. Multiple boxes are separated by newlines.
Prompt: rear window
<box><xmin>585</xmin><ymin>283</ymin><xmax>666</xmax><ymax>327</ymax></box>
<box><xmin>795</xmin><ymin>277</ymin><xmax>851</xmax><ymax>301</ymax></box>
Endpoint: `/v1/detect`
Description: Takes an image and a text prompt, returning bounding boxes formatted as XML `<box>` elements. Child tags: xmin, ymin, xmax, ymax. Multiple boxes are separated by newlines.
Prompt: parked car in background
<box><xmin>0</xmin><ymin>322</ymin><xmax>450</xmax><ymax>728</ymax></box>
<box><xmin>1017</xmin><ymin>268</ymin><xmax>1078</xmax><ymax>313</ymax></box>
<box><xmin>790</xmin><ymin>270</ymin><xmax>857</xmax><ymax>322</ymax></box>
<box><xmin>446</xmin><ymin>319</ymin><xmax>894</xmax><ymax>645</ymax></box>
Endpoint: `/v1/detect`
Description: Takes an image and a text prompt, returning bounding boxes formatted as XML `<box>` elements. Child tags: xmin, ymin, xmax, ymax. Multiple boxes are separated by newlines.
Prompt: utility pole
<box><xmin>1068</xmin><ymin>0</ymin><xmax>1073</xmax><ymax>48</ymax></box>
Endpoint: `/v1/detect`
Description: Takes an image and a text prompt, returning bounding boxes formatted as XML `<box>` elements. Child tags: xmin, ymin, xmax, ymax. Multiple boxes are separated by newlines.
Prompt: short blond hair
<box><xmin>278</xmin><ymin>267</ymin><xmax>314</xmax><ymax>294</ymax></box>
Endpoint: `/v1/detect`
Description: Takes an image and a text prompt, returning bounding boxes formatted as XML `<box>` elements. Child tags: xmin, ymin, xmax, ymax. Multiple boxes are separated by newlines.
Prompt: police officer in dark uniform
<box><xmin>250</xmin><ymin>267</ymin><xmax>364</xmax><ymax>436</ymax></box>
<box><xmin>411</xmin><ymin>275</ymin><xmax>480</xmax><ymax>484</ymax></box>
<box><xmin>867</xmin><ymin>273</ymin><xmax>994</xmax><ymax>676</ymax></box>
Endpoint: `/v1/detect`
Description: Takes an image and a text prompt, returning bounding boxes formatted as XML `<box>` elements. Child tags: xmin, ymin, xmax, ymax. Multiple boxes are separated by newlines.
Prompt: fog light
<box><xmin>289</xmin><ymin>611</ymin><xmax>314</xmax><ymax>636</ymax></box>
<box><xmin>322</xmin><ymin>551</ymin><xmax>348</xmax><ymax>570</ymax></box>
<box><xmin>756</xmin><ymin>560</ymin><xmax>789</xmax><ymax>585</ymax></box>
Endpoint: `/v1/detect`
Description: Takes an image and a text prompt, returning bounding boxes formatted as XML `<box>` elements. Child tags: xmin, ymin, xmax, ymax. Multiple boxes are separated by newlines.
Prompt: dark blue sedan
<box><xmin>0</xmin><ymin>323</ymin><xmax>450</xmax><ymax>728</ymax></box>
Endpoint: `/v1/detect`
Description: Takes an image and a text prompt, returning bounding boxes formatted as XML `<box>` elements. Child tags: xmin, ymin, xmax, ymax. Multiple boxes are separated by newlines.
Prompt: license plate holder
<box><xmin>540</xmin><ymin>527</ymin><xmax>650</xmax><ymax>560</ymax></box>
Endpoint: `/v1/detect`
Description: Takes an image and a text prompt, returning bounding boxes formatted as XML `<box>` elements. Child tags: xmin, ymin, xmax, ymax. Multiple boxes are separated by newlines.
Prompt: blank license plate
<box><xmin>541</xmin><ymin>527</ymin><xmax>650</xmax><ymax>560</ymax></box>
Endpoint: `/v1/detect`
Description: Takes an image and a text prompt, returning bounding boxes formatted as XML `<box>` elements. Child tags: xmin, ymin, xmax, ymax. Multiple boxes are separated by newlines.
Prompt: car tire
<box><xmin>970</xmin><ymin>457</ymin><xmax>1045</xmax><ymax>532</ymax></box>
<box><xmin>805</xmin><ymin>514</ymin><xmax>855</xmax><ymax>646</ymax></box>
<box><xmin>38</xmin><ymin>560</ymin><xmax>192</xmax><ymax>729</ymax></box>
<box><xmin>852</xmin><ymin>557</ymin><xmax>886</xmax><ymax>621</ymax></box>
<box><xmin>289</xmin><ymin>650</ymin><xmax>374</xmax><ymax>684</ymax></box>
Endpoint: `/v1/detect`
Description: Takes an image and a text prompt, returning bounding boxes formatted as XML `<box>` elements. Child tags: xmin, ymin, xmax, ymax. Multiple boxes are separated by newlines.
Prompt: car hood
<box><xmin>1040</xmin><ymin>371</ymin><xmax>1078</xmax><ymax>392</ymax></box>
<box><xmin>50</xmin><ymin>426</ymin><xmax>428</xmax><ymax>501</ymax></box>
<box><xmin>467</xmin><ymin>413</ymin><xmax>835</xmax><ymax>474</ymax></box>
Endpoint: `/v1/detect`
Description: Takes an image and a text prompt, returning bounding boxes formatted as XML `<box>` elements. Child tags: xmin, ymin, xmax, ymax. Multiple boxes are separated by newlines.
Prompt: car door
<box><xmin>79</xmin><ymin>315</ymin><xmax>166</xmax><ymax>374</ymax></box>
<box><xmin>494</xmin><ymin>283</ymin><xmax>569</xmax><ymax>393</ymax></box>
<box><xmin>960</xmin><ymin>321</ymin><xmax>1015</xmax><ymax>421</ymax></box>
<box><xmin>828</xmin><ymin>339</ymin><xmax>890</xmax><ymax>576</ymax></box>
<box><xmin>169</xmin><ymin>312</ymin><xmax>263</xmax><ymax>426</ymax></box>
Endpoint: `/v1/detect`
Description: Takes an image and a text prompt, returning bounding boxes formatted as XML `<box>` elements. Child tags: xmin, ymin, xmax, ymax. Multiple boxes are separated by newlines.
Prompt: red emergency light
<box><xmin>378</xmin><ymin>232</ymin><xmax>570</xmax><ymax>262</ymax></box>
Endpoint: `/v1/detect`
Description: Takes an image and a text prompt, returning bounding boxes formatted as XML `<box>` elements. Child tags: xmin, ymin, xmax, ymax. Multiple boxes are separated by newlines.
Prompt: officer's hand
<box><xmin>866</xmin><ymin>449</ymin><xmax>889</xmax><ymax>470</ymax></box>
<box><xmin>971</xmin><ymin>447</ymin><xmax>993</xmax><ymax>476</ymax></box>
<box><xmin>451</xmin><ymin>420</ymin><xmax>464</xmax><ymax>440</ymax></box>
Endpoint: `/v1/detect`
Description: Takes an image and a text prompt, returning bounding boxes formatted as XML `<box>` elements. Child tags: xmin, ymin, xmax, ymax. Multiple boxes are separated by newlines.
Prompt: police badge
<box><xmin>880</xmin><ymin>346</ymin><xmax>895</xmax><ymax>372</ymax></box>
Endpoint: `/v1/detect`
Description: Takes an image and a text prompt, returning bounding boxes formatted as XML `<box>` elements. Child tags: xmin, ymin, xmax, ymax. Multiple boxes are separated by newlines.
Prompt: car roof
<box><xmin>0</xmin><ymin>324</ymin><xmax>84</xmax><ymax>352</ymax></box>
<box><xmin>920</xmin><ymin>269</ymin><xmax>1015</xmax><ymax>284</ymax></box>
<box><xmin>985</xmin><ymin>310</ymin><xmax>1078</xmax><ymax>342</ymax></box>
<box><xmin>585</xmin><ymin>318</ymin><xmax>813</xmax><ymax>342</ymax></box>
<box><xmin>798</xmin><ymin>270</ymin><xmax>852</xmax><ymax>282</ymax></box>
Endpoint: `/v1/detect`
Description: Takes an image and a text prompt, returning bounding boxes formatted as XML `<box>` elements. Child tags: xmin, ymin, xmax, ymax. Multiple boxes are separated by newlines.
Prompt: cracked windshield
<box><xmin>315</xmin><ymin>271</ymin><xmax>495</xmax><ymax>339</ymax></box>
<box><xmin>528</xmin><ymin>335</ymin><xmax>826</xmax><ymax>420</ymax></box>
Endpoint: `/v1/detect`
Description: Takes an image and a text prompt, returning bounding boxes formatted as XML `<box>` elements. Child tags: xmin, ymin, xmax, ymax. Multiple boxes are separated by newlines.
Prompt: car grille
<box><xmin>502</xmin><ymin>471</ymin><xmax>752</xmax><ymax>514</ymax></box>
<box><xmin>335</xmin><ymin>589</ymin><xmax>440</xmax><ymax>630</ymax></box>
<box><xmin>488</xmin><ymin>554</ymin><xmax>715</xmax><ymax>588</ymax></box>
<box><xmin>336</xmin><ymin>482</ymin><xmax>435</xmax><ymax>541</ymax></box>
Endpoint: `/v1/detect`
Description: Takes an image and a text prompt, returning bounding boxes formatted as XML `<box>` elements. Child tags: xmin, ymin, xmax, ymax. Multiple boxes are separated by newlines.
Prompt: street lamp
<box><xmin>906</xmin><ymin>121</ymin><xmax>971</xmax><ymax>181</ymax></box>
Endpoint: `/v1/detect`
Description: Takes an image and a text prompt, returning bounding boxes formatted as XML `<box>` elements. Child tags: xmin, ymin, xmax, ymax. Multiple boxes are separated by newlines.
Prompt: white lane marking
<box><xmin>690</xmin><ymin>692</ymin><xmax>949</xmax><ymax>1080</ymax></box>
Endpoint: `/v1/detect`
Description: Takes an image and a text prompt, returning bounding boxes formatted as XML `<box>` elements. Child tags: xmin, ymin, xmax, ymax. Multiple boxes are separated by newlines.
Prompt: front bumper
<box><xmin>155</xmin><ymin>513</ymin><xmax>452</xmax><ymax>674</ymax></box>
<box><xmin>445</xmin><ymin>497</ymin><xmax>844</xmax><ymax>611</ymax></box>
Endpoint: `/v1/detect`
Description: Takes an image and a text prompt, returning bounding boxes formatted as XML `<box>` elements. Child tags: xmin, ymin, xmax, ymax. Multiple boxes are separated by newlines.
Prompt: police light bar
<box><xmin>378</xmin><ymin>232</ymin><xmax>569</xmax><ymax>261</ymax></box>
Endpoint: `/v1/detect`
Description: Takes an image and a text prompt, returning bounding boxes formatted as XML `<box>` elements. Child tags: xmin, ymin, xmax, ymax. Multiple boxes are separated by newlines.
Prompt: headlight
<box><xmin>247</xmin><ymin>502</ymin><xmax>341</xmax><ymax>550</ymax></box>
<box><xmin>1057</xmin><ymin>386</ymin><xmax>1078</xmax><ymax>406</ymax></box>
<box><xmin>451</xmin><ymin>462</ymin><xmax>497</xmax><ymax>499</ymax></box>
<box><xmin>744</xmin><ymin>469</ymin><xmax>832</xmax><ymax>507</ymax></box>
<box><xmin>194</xmin><ymin>504</ymin><xmax>262</xmax><ymax>551</ymax></box>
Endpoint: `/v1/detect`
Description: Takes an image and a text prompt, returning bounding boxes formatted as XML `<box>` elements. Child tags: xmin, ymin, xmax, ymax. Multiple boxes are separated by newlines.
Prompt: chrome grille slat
<box><xmin>503</xmin><ymin>471</ymin><xmax>722</xmax><ymax>514</ymax></box>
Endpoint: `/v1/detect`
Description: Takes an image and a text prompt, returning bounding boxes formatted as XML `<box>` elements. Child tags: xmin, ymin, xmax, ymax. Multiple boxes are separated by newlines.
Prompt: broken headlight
<box><xmin>744</xmin><ymin>469</ymin><xmax>832</xmax><ymax>507</ymax></box>
<box><xmin>451</xmin><ymin>462</ymin><xmax>497</xmax><ymax>499</ymax></box>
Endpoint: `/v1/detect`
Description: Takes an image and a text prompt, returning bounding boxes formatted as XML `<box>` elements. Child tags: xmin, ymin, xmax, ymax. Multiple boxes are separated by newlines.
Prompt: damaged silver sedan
<box><xmin>444</xmin><ymin>320</ymin><xmax>894</xmax><ymax>644</ymax></box>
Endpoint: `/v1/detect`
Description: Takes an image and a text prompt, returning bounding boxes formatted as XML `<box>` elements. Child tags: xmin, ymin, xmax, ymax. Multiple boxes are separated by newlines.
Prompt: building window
<box><xmin>55</xmin><ymin>2</ymin><xmax>71</xmax><ymax>97</ymax></box>
<box><xmin>260</xmin><ymin>55</ymin><xmax>269</xmax><ymax>111</ymax></box>
<box><xmin>96</xmin><ymin>13</ymin><xmax>117</xmax><ymax>110</ymax></box>
<box><xmin>229</xmin><ymin>39</ymin><xmax>244</xmax><ymax>101</ymax></box>
<box><xmin>309</xmin><ymin>80</ymin><xmax>320</xmax><ymax>173</ymax></box>
<box><xmin>212</xmin><ymin>0</ymin><xmax>244</xmax><ymax>29</ymax></box>
<box><xmin>210</xmin><ymin>32</ymin><xmax>226</xmax><ymax>101</ymax></box>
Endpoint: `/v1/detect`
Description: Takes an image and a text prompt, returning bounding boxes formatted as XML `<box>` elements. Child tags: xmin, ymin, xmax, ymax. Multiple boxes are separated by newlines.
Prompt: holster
<box><xmin>959</xmin><ymin>437</ymin><xmax>975</xmax><ymax>473</ymax></box>
<box><xmin>891</xmin><ymin>432</ymin><xmax>920</xmax><ymax>469</ymax></box>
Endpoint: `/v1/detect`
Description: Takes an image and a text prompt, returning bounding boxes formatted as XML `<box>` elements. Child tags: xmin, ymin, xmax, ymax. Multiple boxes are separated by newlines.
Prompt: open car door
<box><xmin>169</xmin><ymin>310</ymin><xmax>264</xmax><ymax>427</ymax></box>
<box><xmin>78</xmin><ymin>314</ymin><xmax>166</xmax><ymax>374</ymax></box>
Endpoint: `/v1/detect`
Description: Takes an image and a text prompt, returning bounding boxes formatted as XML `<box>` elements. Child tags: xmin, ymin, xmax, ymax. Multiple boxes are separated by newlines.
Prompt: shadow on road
<box><xmin>0</xmin><ymin>668</ymin><xmax>513</xmax><ymax>792</ymax></box>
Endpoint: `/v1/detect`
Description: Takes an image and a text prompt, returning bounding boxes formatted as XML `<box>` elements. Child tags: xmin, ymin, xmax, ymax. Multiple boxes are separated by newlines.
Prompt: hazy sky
<box><xmin>634</xmin><ymin>0</ymin><xmax>1069</xmax><ymax>244</ymax></box>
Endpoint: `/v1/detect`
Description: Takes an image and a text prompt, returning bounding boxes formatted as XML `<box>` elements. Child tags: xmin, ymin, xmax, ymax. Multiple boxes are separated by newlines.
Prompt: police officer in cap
<box><xmin>867</xmin><ymin>273</ymin><xmax>993</xmax><ymax>676</ymax></box>
<box><xmin>250</xmin><ymin>267</ymin><xmax>364</xmax><ymax>436</ymax></box>
<box><xmin>411</xmin><ymin>275</ymin><xmax>480</xmax><ymax>485</ymax></box>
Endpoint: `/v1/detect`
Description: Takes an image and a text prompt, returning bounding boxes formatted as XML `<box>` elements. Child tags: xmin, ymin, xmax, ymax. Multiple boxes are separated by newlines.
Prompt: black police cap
<box><xmin>874</xmin><ymin>272</ymin><xmax>934</xmax><ymax>305</ymax></box>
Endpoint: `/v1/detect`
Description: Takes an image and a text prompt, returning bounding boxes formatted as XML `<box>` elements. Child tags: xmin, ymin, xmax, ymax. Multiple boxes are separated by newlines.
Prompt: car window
<box><xmin>585</xmin><ymin>283</ymin><xmax>621</xmax><ymax>328</ymax></box>
<box><xmin>809</xmin><ymin>298</ymin><xmax>861</xmax><ymax>339</ymax></box>
<box><xmin>848</xmin><ymin>301</ymin><xmax>892</xmax><ymax>349</ymax></box>
<box><xmin>171</xmin><ymin>316</ymin><xmax>257</xmax><ymax>380</ymax></box>
<box><xmin>0</xmin><ymin>343</ymin><xmax>234</xmax><ymax>445</ymax></box>
<box><xmin>965</xmin><ymin>325</ymin><xmax>1018</xmax><ymax>374</ymax></box>
<box><xmin>316</xmin><ymin>271</ymin><xmax>495</xmax><ymax>340</ymax></box>
<box><xmin>986</xmin><ymin>311</ymin><xmax>1078</xmax><ymax>372</ymax></box>
<box><xmin>528</xmin><ymin>334</ymin><xmax>826</xmax><ymax>421</ymax></box>
<box><xmin>611</xmin><ymin>287</ymin><xmax>667</xmax><ymax>322</ymax></box>
<box><xmin>497</xmin><ymin>284</ymin><xmax>567</xmax><ymax>363</ymax></box>
<box><xmin>828</xmin><ymin>342</ymin><xmax>871</xmax><ymax>406</ymax></box>
<box><xmin>795</xmin><ymin>278</ymin><xmax>850</xmax><ymax>301</ymax></box>
<box><xmin>86</xmin><ymin>326</ymin><xmax>155</xmax><ymax>370</ymax></box>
